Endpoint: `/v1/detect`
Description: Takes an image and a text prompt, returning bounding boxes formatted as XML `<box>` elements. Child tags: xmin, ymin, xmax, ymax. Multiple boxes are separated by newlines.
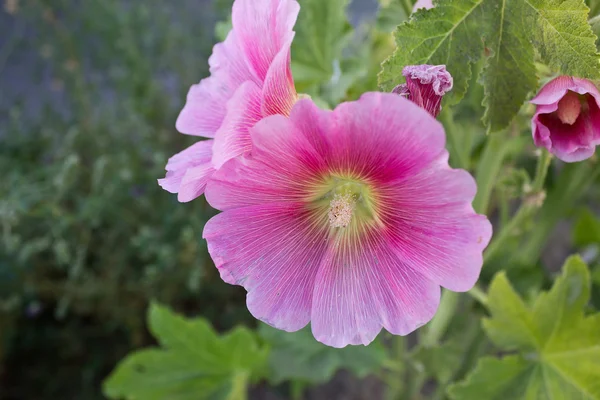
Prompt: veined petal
<box><xmin>327</xmin><ymin>92</ymin><xmax>446</xmax><ymax>181</ymax></box>
<box><xmin>203</xmin><ymin>203</ymin><xmax>329</xmax><ymax>331</ymax></box>
<box><xmin>311</xmin><ymin>230</ymin><xmax>440</xmax><ymax>348</ymax></box>
<box><xmin>383</xmin><ymin>153</ymin><xmax>492</xmax><ymax>291</ymax></box>
<box><xmin>212</xmin><ymin>81</ymin><xmax>263</xmax><ymax>170</ymax></box>
<box><xmin>175</xmin><ymin>77</ymin><xmax>229</xmax><ymax>137</ymax></box>
<box><xmin>261</xmin><ymin>39</ymin><xmax>297</xmax><ymax>117</ymax></box>
<box><xmin>158</xmin><ymin>140</ymin><xmax>214</xmax><ymax>202</ymax></box>
<box><xmin>232</xmin><ymin>0</ymin><xmax>300</xmax><ymax>82</ymax></box>
<box><xmin>206</xmin><ymin>113</ymin><xmax>327</xmax><ymax>210</ymax></box>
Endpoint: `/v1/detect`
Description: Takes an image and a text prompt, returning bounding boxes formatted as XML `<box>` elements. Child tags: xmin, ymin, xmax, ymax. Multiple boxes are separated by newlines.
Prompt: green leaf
<box><xmin>573</xmin><ymin>208</ymin><xmax>600</xmax><ymax>247</ymax></box>
<box><xmin>379</xmin><ymin>0</ymin><xmax>486</xmax><ymax>103</ymax></box>
<box><xmin>259</xmin><ymin>323</ymin><xmax>386</xmax><ymax>384</ymax></box>
<box><xmin>379</xmin><ymin>0</ymin><xmax>600</xmax><ymax>132</ymax></box>
<box><xmin>450</xmin><ymin>256</ymin><xmax>600</xmax><ymax>399</ymax></box>
<box><xmin>292</xmin><ymin>0</ymin><xmax>353</xmax><ymax>90</ymax></box>
<box><xmin>479</xmin><ymin>0</ymin><xmax>537</xmax><ymax>132</ymax></box>
<box><xmin>103</xmin><ymin>303</ymin><xmax>269</xmax><ymax>400</ymax></box>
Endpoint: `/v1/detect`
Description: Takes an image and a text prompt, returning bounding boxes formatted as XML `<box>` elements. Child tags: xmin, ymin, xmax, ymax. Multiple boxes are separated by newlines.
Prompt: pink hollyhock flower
<box><xmin>159</xmin><ymin>0</ymin><xmax>299</xmax><ymax>202</ymax></box>
<box><xmin>412</xmin><ymin>0</ymin><xmax>434</xmax><ymax>12</ymax></box>
<box><xmin>392</xmin><ymin>65</ymin><xmax>453</xmax><ymax>117</ymax></box>
<box><xmin>531</xmin><ymin>76</ymin><xmax>600</xmax><ymax>162</ymax></box>
<box><xmin>203</xmin><ymin>93</ymin><xmax>491</xmax><ymax>348</ymax></box>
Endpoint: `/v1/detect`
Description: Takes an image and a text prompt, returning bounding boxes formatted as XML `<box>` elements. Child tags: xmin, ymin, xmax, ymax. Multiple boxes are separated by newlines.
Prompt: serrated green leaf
<box><xmin>259</xmin><ymin>323</ymin><xmax>386</xmax><ymax>384</ymax></box>
<box><xmin>480</xmin><ymin>0</ymin><xmax>537</xmax><ymax>132</ymax></box>
<box><xmin>379</xmin><ymin>0</ymin><xmax>486</xmax><ymax>102</ymax></box>
<box><xmin>292</xmin><ymin>0</ymin><xmax>352</xmax><ymax>89</ymax></box>
<box><xmin>103</xmin><ymin>303</ymin><xmax>268</xmax><ymax>400</ymax></box>
<box><xmin>379</xmin><ymin>0</ymin><xmax>600</xmax><ymax>132</ymax></box>
<box><xmin>528</xmin><ymin>0</ymin><xmax>599</xmax><ymax>78</ymax></box>
<box><xmin>450</xmin><ymin>256</ymin><xmax>600</xmax><ymax>400</ymax></box>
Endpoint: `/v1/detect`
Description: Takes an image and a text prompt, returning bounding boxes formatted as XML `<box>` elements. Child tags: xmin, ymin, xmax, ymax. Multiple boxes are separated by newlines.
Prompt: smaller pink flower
<box><xmin>412</xmin><ymin>0</ymin><xmax>434</xmax><ymax>12</ymax></box>
<box><xmin>531</xmin><ymin>76</ymin><xmax>600</xmax><ymax>162</ymax></box>
<box><xmin>392</xmin><ymin>65</ymin><xmax>453</xmax><ymax>117</ymax></box>
<box><xmin>159</xmin><ymin>0</ymin><xmax>299</xmax><ymax>202</ymax></box>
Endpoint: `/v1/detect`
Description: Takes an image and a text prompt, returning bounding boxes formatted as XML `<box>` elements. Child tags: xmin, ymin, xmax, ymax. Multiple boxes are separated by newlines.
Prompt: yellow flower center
<box><xmin>306</xmin><ymin>176</ymin><xmax>379</xmax><ymax>231</ymax></box>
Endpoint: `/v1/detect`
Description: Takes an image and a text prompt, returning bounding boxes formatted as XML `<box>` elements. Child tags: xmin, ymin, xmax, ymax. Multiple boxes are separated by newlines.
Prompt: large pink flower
<box><xmin>531</xmin><ymin>76</ymin><xmax>600</xmax><ymax>162</ymax></box>
<box><xmin>203</xmin><ymin>93</ymin><xmax>492</xmax><ymax>348</ymax></box>
<box><xmin>159</xmin><ymin>0</ymin><xmax>299</xmax><ymax>202</ymax></box>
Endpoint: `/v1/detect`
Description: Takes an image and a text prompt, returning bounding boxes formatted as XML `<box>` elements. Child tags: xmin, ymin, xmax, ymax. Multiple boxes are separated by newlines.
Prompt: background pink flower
<box><xmin>159</xmin><ymin>0</ymin><xmax>299</xmax><ymax>202</ymax></box>
<box><xmin>203</xmin><ymin>93</ymin><xmax>491</xmax><ymax>348</ymax></box>
<box><xmin>531</xmin><ymin>76</ymin><xmax>600</xmax><ymax>162</ymax></box>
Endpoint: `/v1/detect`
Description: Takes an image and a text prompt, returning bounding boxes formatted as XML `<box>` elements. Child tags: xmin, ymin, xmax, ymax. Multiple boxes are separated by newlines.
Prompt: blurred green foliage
<box><xmin>0</xmin><ymin>0</ymin><xmax>249</xmax><ymax>398</ymax></box>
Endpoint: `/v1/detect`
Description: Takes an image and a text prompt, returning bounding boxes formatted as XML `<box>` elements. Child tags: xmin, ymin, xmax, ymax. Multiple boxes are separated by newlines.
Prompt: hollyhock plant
<box><xmin>203</xmin><ymin>93</ymin><xmax>492</xmax><ymax>348</ymax></box>
<box><xmin>159</xmin><ymin>0</ymin><xmax>299</xmax><ymax>202</ymax></box>
<box><xmin>531</xmin><ymin>76</ymin><xmax>600</xmax><ymax>162</ymax></box>
<box><xmin>392</xmin><ymin>65</ymin><xmax>453</xmax><ymax>117</ymax></box>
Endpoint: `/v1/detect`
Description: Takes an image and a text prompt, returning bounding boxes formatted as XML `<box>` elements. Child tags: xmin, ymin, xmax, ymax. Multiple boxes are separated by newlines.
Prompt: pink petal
<box><xmin>175</xmin><ymin>76</ymin><xmax>230</xmax><ymax>137</ymax></box>
<box><xmin>203</xmin><ymin>203</ymin><xmax>329</xmax><ymax>331</ymax></box>
<box><xmin>327</xmin><ymin>92</ymin><xmax>446</xmax><ymax>182</ymax></box>
<box><xmin>206</xmin><ymin>113</ymin><xmax>326</xmax><ymax>210</ymax></box>
<box><xmin>536</xmin><ymin>99</ymin><xmax>600</xmax><ymax>162</ymax></box>
<box><xmin>212</xmin><ymin>81</ymin><xmax>263</xmax><ymax>169</ymax></box>
<box><xmin>210</xmin><ymin>29</ymin><xmax>260</xmax><ymax>88</ymax></box>
<box><xmin>178</xmin><ymin>164</ymin><xmax>215</xmax><ymax>202</ymax></box>
<box><xmin>311</xmin><ymin>231</ymin><xmax>440</xmax><ymax>348</ymax></box>
<box><xmin>261</xmin><ymin>39</ymin><xmax>297</xmax><ymax>117</ymax></box>
<box><xmin>383</xmin><ymin>152</ymin><xmax>492</xmax><ymax>291</ymax></box>
<box><xmin>158</xmin><ymin>140</ymin><xmax>215</xmax><ymax>202</ymax></box>
<box><xmin>530</xmin><ymin>76</ymin><xmax>600</xmax><ymax>106</ymax></box>
<box><xmin>232</xmin><ymin>0</ymin><xmax>300</xmax><ymax>82</ymax></box>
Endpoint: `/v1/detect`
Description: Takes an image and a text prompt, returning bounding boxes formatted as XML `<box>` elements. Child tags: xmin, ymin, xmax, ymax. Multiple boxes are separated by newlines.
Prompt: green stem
<box><xmin>422</xmin><ymin>290</ymin><xmax>460</xmax><ymax>347</ymax></box>
<box><xmin>482</xmin><ymin>146</ymin><xmax>553</xmax><ymax>264</ymax></box>
<box><xmin>385</xmin><ymin>335</ymin><xmax>407</xmax><ymax>400</ymax></box>
<box><xmin>440</xmin><ymin>110</ymin><xmax>469</xmax><ymax>170</ymax></box>
<box><xmin>531</xmin><ymin>150</ymin><xmax>552</xmax><ymax>192</ymax></box>
<box><xmin>467</xmin><ymin>285</ymin><xmax>488</xmax><ymax>308</ymax></box>
<box><xmin>518</xmin><ymin>161</ymin><xmax>600</xmax><ymax>265</ymax></box>
<box><xmin>472</xmin><ymin>135</ymin><xmax>527</xmax><ymax>214</ymax></box>
<box><xmin>483</xmin><ymin>204</ymin><xmax>535</xmax><ymax>264</ymax></box>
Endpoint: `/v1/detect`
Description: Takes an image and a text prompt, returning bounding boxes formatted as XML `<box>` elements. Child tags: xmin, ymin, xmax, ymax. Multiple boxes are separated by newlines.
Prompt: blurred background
<box><xmin>3</xmin><ymin>0</ymin><xmax>600</xmax><ymax>399</ymax></box>
<box><xmin>0</xmin><ymin>0</ymin><xmax>396</xmax><ymax>399</ymax></box>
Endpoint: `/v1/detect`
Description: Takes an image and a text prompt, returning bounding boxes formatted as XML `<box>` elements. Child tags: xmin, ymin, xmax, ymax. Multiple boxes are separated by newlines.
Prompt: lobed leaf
<box><xmin>103</xmin><ymin>303</ymin><xmax>268</xmax><ymax>400</ymax></box>
<box><xmin>450</xmin><ymin>256</ymin><xmax>600</xmax><ymax>399</ymax></box>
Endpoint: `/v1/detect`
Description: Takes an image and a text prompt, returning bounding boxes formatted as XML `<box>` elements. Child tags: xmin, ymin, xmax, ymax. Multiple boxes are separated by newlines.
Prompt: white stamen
<box><xmin>328</xmin><ymin>193</ymin><xmax>355</xmax><ymax>228</ymax></box>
